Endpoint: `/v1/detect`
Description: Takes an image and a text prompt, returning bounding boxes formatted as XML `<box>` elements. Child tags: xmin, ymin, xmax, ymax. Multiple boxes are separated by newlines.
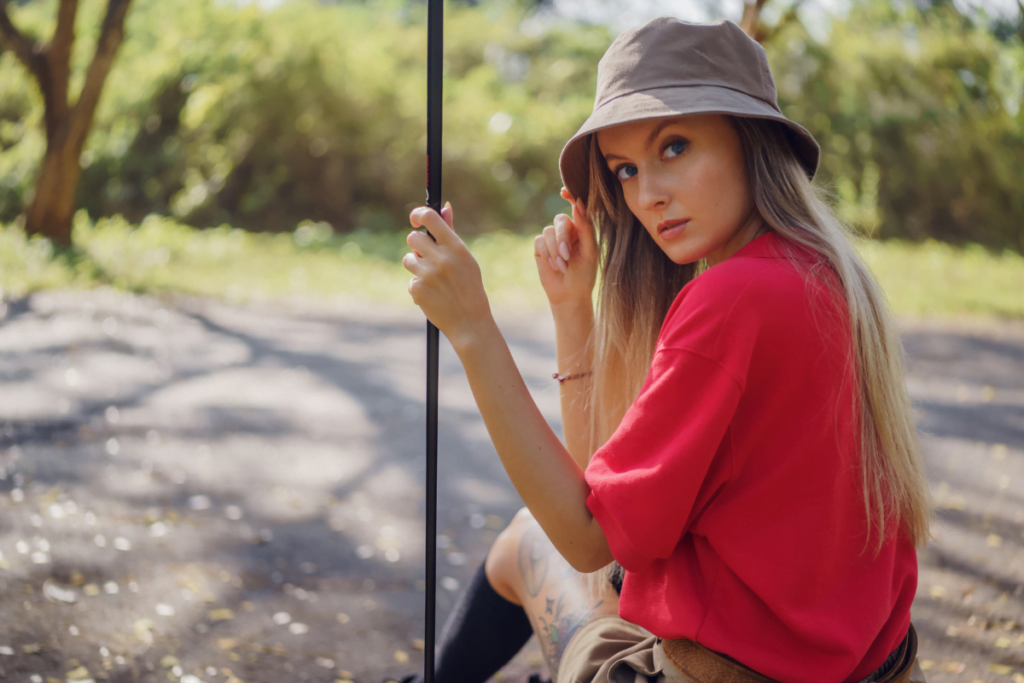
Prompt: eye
<box><xmin>664</xmin><ymin>139</ymin><xmax>688</xmax><ymax>158</ymax></box>
<box><xmin>615</xmin><ymin>164</ymin><xmax>637</xmax><ymax>182</ymax></box>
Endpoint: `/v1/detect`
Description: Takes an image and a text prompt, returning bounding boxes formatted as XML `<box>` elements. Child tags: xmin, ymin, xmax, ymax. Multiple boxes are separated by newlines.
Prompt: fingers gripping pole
<box><xmin>425</xmin><ymin>0</ymin><xmax>443</xmax><ymax>680</ymax></box>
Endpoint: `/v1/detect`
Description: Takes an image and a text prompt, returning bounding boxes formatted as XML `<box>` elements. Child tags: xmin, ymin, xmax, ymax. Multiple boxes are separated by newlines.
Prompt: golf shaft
<box><xmin>424</xmin><ymin>0</ymin><xmax>443</xmax><ymax>680</ymax></box>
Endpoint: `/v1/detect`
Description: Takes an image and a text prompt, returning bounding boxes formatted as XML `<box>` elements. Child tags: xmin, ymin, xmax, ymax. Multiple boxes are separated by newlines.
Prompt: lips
<box><xmin>657</xmin><ymin>219</ymin><xmax>689</xmax><ymax>235</ymax></box>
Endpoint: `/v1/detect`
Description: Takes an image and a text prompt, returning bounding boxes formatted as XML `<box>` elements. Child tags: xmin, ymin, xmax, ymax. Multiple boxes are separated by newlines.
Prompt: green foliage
<box><xmin>767</xmin><ymin>0</ymin><xmax>1024</xmax><ymax>250</ymax></box>
<box><xmin>0</xmin><ymin>0</ymin><xmax>1021</xmax><ymax>252</ymax></box>
<box><xmin>0</xmin><ymin>0</ymin><xmax>610</xmax><ymax>238</ymax></box>
<box><xmin>1</xmin><ymin>214</ymin><xmax>1021</xmax><ymax>319</ymax></box>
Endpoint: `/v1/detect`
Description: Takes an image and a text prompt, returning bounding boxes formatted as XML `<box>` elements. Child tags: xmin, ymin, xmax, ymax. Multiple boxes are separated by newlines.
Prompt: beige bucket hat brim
<box><xmin>558</xmin><ymin>85</ymin><xmax>820</xmax><ymax>202</ymax></box>
<box><xmin>556</xmin><ymin>18</ymin><xmax>821</xmax><ymax>203</ymax></box>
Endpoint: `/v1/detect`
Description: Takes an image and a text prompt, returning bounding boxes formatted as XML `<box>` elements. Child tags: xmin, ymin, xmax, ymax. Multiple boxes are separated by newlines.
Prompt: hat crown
<box><xmin>595</xmin><ymin>18</ymin><xmax>778</xmax><ymax>113</ymax></box>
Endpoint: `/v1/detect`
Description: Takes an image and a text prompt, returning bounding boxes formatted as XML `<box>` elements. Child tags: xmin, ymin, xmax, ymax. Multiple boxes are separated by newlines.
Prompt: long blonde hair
<box><xmin>580</xmin><ymin>116</ymin><xmax>930</xmax><ymax>552</ymax></box>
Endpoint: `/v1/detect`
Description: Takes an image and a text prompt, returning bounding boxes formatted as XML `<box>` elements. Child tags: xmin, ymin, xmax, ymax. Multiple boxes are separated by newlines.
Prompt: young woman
<box><xmin>400</xmin><ymin>17</ymin><xmax>930</xmax><ymax>683</ymax></box>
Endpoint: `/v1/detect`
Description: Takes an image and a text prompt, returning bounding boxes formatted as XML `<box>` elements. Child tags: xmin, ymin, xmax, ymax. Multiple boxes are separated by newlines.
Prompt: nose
<box><xmin>636</xmin><ymin>166</ymin><xmax>670</xmax><ymax>212</ymax></box>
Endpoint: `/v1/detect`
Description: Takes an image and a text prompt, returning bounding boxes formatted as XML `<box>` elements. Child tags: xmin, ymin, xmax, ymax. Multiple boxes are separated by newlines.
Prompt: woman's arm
<box><xmin>456</xmin><ymin>313</ymin><xmax>613</xmax><ymax>573</ymax></box>
<box><xmin>551</xmin><ymin>300</ymin><xmax>596</xmax><ymax>470</ymax></box>
<box><xmin>536</xmin><ymin>190</ymin><xmax>600</xmax><ymax>470</ymax></box>
<box><xmin>404</xmin><ymin>203</ymin><xmax>612</xmax><ymax>573</ymax></box>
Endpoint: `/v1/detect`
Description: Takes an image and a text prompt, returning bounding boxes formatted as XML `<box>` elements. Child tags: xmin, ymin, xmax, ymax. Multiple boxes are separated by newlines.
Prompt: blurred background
<box><xmin>0</xmin><ymin>0</ymin><xmax>1022</xmax><ymax>682</ymax></box>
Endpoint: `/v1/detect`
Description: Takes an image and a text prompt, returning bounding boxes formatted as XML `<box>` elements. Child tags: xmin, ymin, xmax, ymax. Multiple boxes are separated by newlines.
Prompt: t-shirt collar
<box><xmin>730</xmin><ymin>230</ymin><xmax>821</xmax><ymax>263</ymax></box>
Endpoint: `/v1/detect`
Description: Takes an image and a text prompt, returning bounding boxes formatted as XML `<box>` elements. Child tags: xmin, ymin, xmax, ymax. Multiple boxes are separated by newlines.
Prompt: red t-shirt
<box><xmin>584</xmin><ymin>231</ymin><xmax>917</xmax><ymax>683</ymax></box>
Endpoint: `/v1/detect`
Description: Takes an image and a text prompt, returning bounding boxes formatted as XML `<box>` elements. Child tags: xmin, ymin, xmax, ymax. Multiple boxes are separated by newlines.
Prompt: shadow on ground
<box><xmin>0</xmin><ymin>293</ymin><xmax>1022</xmax><ymax>682</ymax></box>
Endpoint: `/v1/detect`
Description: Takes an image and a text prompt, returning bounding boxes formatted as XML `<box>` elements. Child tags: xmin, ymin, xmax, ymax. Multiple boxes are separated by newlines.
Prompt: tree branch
<box><xmin>49</xmin><ymin>0</ymin><xmax>80</xmax><ymax>121</ymax></box>
<box><xmin>0</xmin><ymin>1</ymin><xmax>46</xmax><ymax>86</ymax></box>
<box><xmin>64</xmin><ymin>0</ymin><xmax>131</xmax><ymax>150</ymax></box>
<box><xmin>739</xmin><ymin>0</ymin><xmax>770</xmax><ymax>38</ymax></box>
<box><xmin>756</xmin><ymin>0</ymin><xmax>807</xmax><ymax>43</ymax></box>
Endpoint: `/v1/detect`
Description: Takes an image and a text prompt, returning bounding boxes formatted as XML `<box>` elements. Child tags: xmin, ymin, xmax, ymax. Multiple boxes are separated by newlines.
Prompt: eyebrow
<box><xmin>602</xmin><ymin>118</ymin><xmax>682</xmax><ymax>163</ymax></box>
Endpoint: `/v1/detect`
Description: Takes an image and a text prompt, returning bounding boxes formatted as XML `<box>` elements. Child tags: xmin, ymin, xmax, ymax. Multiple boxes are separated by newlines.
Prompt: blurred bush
<box><xmin>768</xmin><ymin>0</ymin><xmax>1024</xmax><ymax>250</ymax></box>
<box><xmin>0</xmin><ymin>0</ymin><xmax>609</xmax><ymax>238</ymax></box>
<box><xmin>0</xmin><ymin>0</ymin><xmax>1021</xmax><ymax>251</ymax></box>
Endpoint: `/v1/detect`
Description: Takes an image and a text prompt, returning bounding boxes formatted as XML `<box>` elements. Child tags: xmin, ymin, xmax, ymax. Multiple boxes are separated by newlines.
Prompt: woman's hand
<box><xmin>404</xmin><ymin>202</ymin><xmax>492</xmax><ymax>351</ymax></box>
<box><xmin>534</xmin><ymin>188</ymin><xmax>598</xmax><ymax>309</ymax></box>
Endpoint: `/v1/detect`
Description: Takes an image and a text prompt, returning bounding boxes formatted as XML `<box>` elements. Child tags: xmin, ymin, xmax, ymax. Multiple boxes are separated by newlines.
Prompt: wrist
<box><xmin>448</xmin><ymin>313</ymin><xmax>500</xmax><ymax>359</ymax></box>
<box><xmin>550</xmin><ymin>297</ymin><xmax>594</xmax><ymax>322</ymax></box>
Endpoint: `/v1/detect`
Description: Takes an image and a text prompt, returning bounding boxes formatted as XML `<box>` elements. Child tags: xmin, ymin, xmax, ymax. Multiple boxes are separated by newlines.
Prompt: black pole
<box><xmin>424</xmin><ymin>0</ymin><xmax>443</xmax><ymax>680</ymax></box>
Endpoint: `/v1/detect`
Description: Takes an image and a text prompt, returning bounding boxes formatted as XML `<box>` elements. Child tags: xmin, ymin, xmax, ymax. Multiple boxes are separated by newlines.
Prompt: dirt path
<box><xmin>0</xmin><ymin>289</ymin><xmax>1021</xmax><ymax>683</ymax></box>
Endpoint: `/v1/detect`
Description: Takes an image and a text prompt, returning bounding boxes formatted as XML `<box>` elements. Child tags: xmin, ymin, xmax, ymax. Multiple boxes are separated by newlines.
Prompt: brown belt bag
<box><xmin>660</xmin><ymin>623</ymin><xmax>922</xmax><ymax>683</ymax></box>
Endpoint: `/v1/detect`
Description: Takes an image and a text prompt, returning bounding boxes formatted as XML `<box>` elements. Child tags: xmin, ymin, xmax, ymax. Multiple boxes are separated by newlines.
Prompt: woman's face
<box><xmin>595</xmin><ymin>114</ymin><xmax>765</xmax><ymax>267</ymax></box>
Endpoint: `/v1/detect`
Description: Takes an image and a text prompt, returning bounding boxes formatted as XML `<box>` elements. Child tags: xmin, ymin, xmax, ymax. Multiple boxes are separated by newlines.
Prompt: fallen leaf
<box><xmin>208</xmin><ymin>608</ymin><xmax>234</xmax><ymax>621</ymax></box>
<box><xmin>918</xmin><ymin>660</ymin><xmax>934</xmax><ymax>670</ymax></box>
<box><xmin>336</xmin><ymin>613</ymin><xmax>350</xmax><ymax>624</ymax></box>
<box><xmin>940</xmin><ymin>661</ymin><xmax>965</xmax><ymax>673</ymax></box>
<box><xmin>990</xmin><ymin>664</ymin><xmax>1013</xmax><ymax>674</ymax></box>
<box><xmin>987</xmin><ymin>534</ymin><xmax>1002</xmax><ymax>547</ymax></box>
<box><xmin>22</xmin><ymin>643</ymin><xmax>41</xmax><ymax>653</ymax></box>
<box><xmin>996</xmin><ymin>636</ymin><xmax>1012</xmax><ymax>648</ymax></box>
<box><xmin>217</xmin><ymin>638</ymin><xmax>237</xmax><ymax>650</ymax></box>
<box><xmin>159</xmin><ymin>655</ymin><xmax>179</xmax><ymax>668</ymax></box>
<box><xmin>394</xmin><ymin>650</ymin><xmax>409</xmax><ymax>663</ymax></box>
<box><xmin>412</xmin><ymin>639</ymin><xmax>425</xmax><ymax>651</ymax></box>
<box><xmin>65</xmin><ymin>666</ymin><xmax>91</xmax><ymax>681</ymax></box>
<box><xmin>83</xmin><ymin>584</ymin><xmax>100</xmax><ymax>597</ymax></box>
<box><xmin>133</xmin><ymin>618</ymin><xmax>155</xmax><ymax>646</ymax></box>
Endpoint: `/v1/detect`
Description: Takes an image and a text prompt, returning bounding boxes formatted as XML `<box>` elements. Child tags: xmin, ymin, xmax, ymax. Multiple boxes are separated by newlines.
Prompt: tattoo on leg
<box><xmin>517</xmin><ymin>523</ymin><xmax>608</xmax><ymax>678</ymax></box>
<box><xmin>533</xmin><ymin>591</ymin><xmax>604</xmax><ymax>678</ymax></box>
<box><xmin>517</xmin><ymin>525</ymin><xmax>551</xmax><ymax>598</ymax></box>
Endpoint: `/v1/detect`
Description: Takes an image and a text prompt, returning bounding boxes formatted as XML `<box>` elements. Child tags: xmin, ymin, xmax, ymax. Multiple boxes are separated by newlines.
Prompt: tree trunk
<box><xmin>0</xmin><ymin>0</ymin><xmax>132</xmax><ymax>248</ymax></box>
<box><xmin>24</xmin><ymin>141</ymin><xmax>84</xmax><ymax>247</ymax></box>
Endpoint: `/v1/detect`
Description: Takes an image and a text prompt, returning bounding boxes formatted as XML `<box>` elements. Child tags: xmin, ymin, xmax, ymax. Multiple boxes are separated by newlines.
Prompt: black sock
<box><xmin>403</xmin><ymin>558</ymin><xmax>535</xmax><ymax>683</ymax></box>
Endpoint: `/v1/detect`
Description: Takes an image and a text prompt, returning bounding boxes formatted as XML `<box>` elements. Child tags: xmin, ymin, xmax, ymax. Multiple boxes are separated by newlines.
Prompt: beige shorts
<box><xmin>557</xmin><ymin>615</ymin><xmax>691</xmax><ymax>683</ymax></box>
<box><xmin>557</xmin><ymin>616</ymin><xmax>930</xmax><ymax>683</ymax></box>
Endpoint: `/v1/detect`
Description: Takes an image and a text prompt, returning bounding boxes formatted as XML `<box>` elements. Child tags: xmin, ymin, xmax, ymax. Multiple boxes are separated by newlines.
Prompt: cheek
<box><xmin>691</xmin><ymin>155</ymin><xmax>751</xmax><ymax>221</ymax></box>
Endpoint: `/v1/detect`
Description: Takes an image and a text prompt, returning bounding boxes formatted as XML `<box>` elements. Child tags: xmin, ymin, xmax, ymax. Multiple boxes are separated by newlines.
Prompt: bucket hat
<box><xmin>558</xmin><ymin>17</ymin><xmax>820</xmax><ymax>202</ymax></box>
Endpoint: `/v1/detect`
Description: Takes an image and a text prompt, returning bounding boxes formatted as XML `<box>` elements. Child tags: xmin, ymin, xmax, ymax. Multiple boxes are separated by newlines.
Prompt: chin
<box><xmin>657</xmin><ymin>240</ymin><xmax>705</xmax><ymax>266</ymax></box>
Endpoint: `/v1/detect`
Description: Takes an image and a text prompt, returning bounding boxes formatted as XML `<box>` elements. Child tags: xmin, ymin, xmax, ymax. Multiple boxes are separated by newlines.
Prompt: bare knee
<box><xmin>485</xmin><ymin>507</ymin><xmax>535</xmax><ymax>605</ymax></box>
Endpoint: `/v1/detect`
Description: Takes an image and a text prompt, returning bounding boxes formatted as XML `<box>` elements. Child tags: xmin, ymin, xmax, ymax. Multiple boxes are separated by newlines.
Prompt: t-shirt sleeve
<box><xmin>584</xmin><ymin>346</ymin><xmax>744</xmax><ymax>572</ymax></box>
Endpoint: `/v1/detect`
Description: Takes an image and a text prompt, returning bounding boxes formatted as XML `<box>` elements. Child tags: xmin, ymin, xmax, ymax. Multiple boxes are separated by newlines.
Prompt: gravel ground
<box><xmin>0</xmin><ymin>289</ymin><xmax>1021</xmax><ymax>683</ymax></box>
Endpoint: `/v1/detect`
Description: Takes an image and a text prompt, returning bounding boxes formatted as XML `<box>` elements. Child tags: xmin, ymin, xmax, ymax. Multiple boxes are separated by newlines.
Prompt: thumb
<box><xmin>572</xmin><ymin>198</ymin><xmax>597</xmax><ymax>261</ymax></box>
<box><xmin>441</xmin><ymin>201</ymin><xmax>454</xmax><ymax>231</ymax></box>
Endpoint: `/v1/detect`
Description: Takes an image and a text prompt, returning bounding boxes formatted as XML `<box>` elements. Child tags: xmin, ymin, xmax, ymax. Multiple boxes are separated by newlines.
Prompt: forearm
<box><xmin>551</xmin><ymin>300</ymin><xmax>596</xmax><ymax>470</ymax></box>
<box><xmin>453</xmin><ymin>316</ymin><xmax>612</xmax><ymax>572</ymax></box>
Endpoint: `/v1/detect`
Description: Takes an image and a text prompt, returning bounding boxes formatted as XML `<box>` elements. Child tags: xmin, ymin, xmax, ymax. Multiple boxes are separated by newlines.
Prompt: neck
<box><xmin>706</xmin><ymin>214</ymin><xmax>769</xmax><ymax>268</ymax></box>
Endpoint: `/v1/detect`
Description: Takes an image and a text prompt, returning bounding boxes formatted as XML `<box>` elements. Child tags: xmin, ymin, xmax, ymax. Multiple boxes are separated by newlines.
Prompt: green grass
<box><xmin>1</xmin><ymin>211</ymin><xmax>1022</xmax><ymax>320</ymax></box>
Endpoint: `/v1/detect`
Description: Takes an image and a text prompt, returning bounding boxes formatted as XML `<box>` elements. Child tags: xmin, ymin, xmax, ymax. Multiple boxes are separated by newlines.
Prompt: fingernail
<box><xmin>559</xmin><ymin>242</ymin><xmax>570</xmax><ymax>261</ymax></box>
<box><xmin>548</xmin><ymin>257</ymin><xmax>555</xmax><ymax>270</ymax></box>
<box><xmin>557</xmin><ymin>257</ymin><xmax>567</xmax><ymax>273</ymax></box>
<box><xmin>444</xmin><ymin>201</ymin><xmax>451</xmax><ymax>210</ymax></box>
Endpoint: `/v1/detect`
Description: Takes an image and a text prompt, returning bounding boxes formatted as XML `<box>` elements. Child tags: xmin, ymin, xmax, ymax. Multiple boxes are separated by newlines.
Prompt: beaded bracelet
<box><xmin>552</xmin><ymin>370</ymin><xmax>593</xmax><ymax>384</ymax></box>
